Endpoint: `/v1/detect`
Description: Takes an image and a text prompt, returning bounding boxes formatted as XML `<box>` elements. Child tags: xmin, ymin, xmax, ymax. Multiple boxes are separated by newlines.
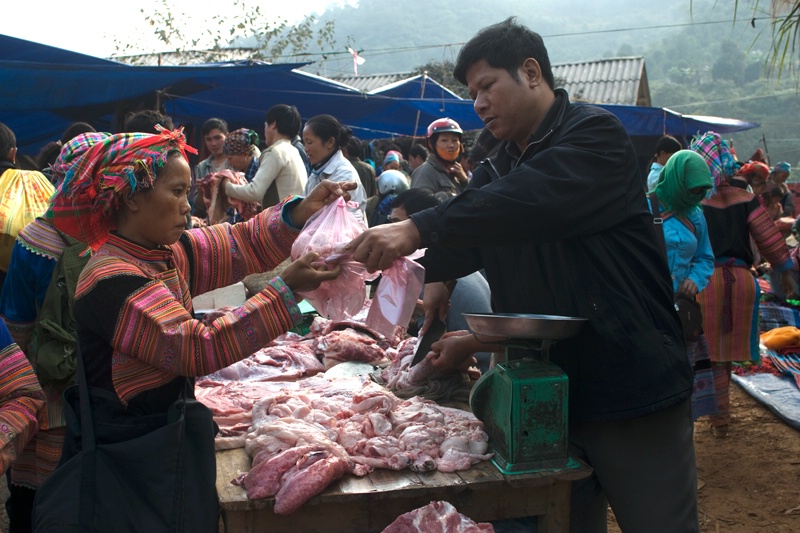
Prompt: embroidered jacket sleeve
<box><xmin>748</xmin><ymin>202</ymin><xmax>793</xmax><ymax>272</ymax></box>
<box><xmin>0</xmin><ymin>325</ymin><xmax>44</xmax><ymax>474</ymax></box>
<box><xmin>175</xmin><ymin>198</ymin><xmax>300</xmax><ymax>297</ymax></box>
<box><xmin>74</xmin><ymin>200</ymin><xmax>304</xmax><ymax>403</ymax></box>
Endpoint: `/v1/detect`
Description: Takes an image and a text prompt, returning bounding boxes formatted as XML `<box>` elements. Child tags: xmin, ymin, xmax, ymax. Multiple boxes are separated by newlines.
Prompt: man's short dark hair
<box><xmin>123</xmin><ymin>109</ymin><xmax>174</xmax><ymax>133</ymax></box>
<box><xmin>265</xmin><ymin>104</ymin><xmax>302</xmax><ymax>138</ymax></box>
<box><xmin>344</xmin><ymin>137</ymin><xmax>365</xmax><ymax>160</ymax></box>
<box><xmin>409</xmin><ymin>144</ymin><xmax>428</xmax><ymax>160</ymax></box>
<box><xmin>201</xmin><ymin>117</ymin><xmax>229</xmax><ymax>136</ymax></box>
<box><xmin>453</xmin><ymin>17</ymin><xmax>554</xmax><ymax>90</ymax></box>
<box><xmin>390</xmin><ymin>188</ymin><xmax>440</xmax><ymax>216</ymax></box>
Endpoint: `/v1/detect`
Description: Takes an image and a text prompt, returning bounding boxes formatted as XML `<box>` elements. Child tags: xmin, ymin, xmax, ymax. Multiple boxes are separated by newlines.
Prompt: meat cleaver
<box><xmin>411</xmin><ymin>318</ymin><xmax>447</xmax><ymax>366</ymax></box>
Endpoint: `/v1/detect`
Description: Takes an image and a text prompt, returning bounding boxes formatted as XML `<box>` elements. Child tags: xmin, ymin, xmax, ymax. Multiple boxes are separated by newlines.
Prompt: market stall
<box><xmin>216</xmin><ymin>447</ymin><xmax>591</xmax><ymax>532</ymax></box>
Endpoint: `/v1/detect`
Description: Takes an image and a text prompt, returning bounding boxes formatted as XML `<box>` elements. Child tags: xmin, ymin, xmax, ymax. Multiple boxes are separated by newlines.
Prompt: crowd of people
<box><xmin>1</xmin><ymin>15</ymin><xmax>799</xmax><ymax>533</ymax></box>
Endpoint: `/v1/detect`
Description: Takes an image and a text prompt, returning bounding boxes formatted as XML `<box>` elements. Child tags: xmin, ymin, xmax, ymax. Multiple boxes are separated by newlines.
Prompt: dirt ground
<box><xmin>608</xmin><ymin>383</ymin><xmax>800</xmax><ymax>532</ymax></box>
<box><xmin>2</xmin><ymin>382</ymin><xmax>798</xmax><ymax>533</ymax></box>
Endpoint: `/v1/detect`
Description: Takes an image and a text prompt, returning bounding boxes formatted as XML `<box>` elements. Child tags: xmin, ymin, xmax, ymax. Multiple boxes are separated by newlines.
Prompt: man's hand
<box><xmin>426</xmin><ymin>331</ymin><xmax>478</xmax><ymax>376</ymax></box>
<box><xmin>420</xmin><ymin>282</ymin><xmax>451</xmax><ymax>335</ymax></box>
<box><xmin>347</xmin><ymin>219</ymin><xmax>422</xmax><ymax>272</ymax></box>
<box><xmin>280</xmin><ymin>252</ymin><xmax>341</xmax><ymax>294</ymax></box>
<box><xmin>290</xmin><ymin>180</ymin><xmax>358</xmax><ymax>228</ymax></box>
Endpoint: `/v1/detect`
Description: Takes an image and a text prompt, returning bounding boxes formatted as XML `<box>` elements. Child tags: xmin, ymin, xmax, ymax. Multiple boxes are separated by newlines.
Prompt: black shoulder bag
<box><xmin>649</xmin><ymin>192</ymin><xmax>704</xmax><ymax>343</ymax></box>
<box><xmin>32</xmin><ymin>347</ymin><xmax>220</xmax><ymax>533</ymax></box>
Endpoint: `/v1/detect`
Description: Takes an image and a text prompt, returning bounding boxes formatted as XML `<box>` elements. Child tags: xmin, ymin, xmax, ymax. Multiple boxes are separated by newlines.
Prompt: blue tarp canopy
<box><xmin>0</xmin><ymin>34</ymin><xmax>758</xmax><ymax>156</ymax></box>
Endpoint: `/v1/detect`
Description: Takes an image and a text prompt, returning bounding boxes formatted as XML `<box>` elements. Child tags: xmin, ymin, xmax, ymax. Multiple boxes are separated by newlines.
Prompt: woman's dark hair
<box><xmin>60</xmin><ymin>122</ymin><xmax>96</xmax><ymax>144</ymax></box>
<box><xmin>0</xmin><ymin>122</ymin><xmax>16</xmax><ymax>162</ymax></box>
<box><xmin>390</xmin><ymin>188</ymin><xmax>440</xmax><ymax>215</ymax></box>
<box><xmin>304</xmin><ymin>114</ymin><xmax>352</xmax><ymax>150</ymax></box>
<box><xmin>265</xmin><ymin>105</ymin><xmax>301</xmax><ymax>138</ymax></box>
<box><xmin>654</xmin><ymin>135</ymin><xmax>682</xmax><ymax>155</ymax></box>
<box><xmin>201</xmin><ymin>117</ymin><xmax>229</xmax><ymax>137</ymax></box>
<box><xmin>36</xmin><ymin>141</ymin><xmax>63</xmax><ymax>171</ymax></box>
<box><xmin>454</xmin><ymin>17</ymin><xmax>554</xmax><ymax>89</ymax></box>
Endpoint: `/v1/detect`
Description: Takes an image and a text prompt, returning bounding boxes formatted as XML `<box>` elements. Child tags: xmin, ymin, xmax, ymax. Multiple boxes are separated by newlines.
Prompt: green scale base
<box><xmin>472</xmin><ymin>357</ymin><xmax>580</xmax><ymax>476</ymax></box>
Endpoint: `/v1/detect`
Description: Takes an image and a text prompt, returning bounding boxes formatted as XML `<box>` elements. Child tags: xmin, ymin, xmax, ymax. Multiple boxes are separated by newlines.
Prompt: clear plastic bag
<box><xmin>290</xmin><ymin>197</ymin><xmax>374</xmax><ymax>320</ymax></box>
<box><xmin>366</xmin><ymin>256</ymin><xmax>425</xmax><ymax>338</ymax></box>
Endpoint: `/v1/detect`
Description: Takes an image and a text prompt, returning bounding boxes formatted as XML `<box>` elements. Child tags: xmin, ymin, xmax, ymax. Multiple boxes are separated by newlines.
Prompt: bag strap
<box><xmin>75</xmin><ymin>345</ymin><xmax>98</xmax><ymax>526</ymax></box>
<box><xmin>648</xmin><ymin>192</ymin><xmax>668</xmax><ymax>255</ymax></box>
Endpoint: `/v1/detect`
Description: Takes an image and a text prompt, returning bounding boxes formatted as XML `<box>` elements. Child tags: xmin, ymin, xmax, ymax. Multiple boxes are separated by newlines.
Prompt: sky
<box><xmin>6</xmin><ymin>0</ymin><xmax>347</xmax><ymax>58</ymax></box>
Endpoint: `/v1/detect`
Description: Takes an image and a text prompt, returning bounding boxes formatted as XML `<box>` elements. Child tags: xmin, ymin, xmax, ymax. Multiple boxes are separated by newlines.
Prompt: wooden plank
<box><xmin>365</xmin><ymin>467</ymin><xmax>425</xmax><ymax>498</ymax></box>
<box><xmin>318</xmin><ymin>473</ymin><xmax>377</xmax><ymax>503</ymax></box>
<box><xmin>221</xmin><ymin>483</ymin><xmax>563</xmax><ymax>533</ymax></box>
<box><xmin>415</xmin><ymin>468</ymin><xmax>467</xmax><ymax>490</ymax></box>
<box><xmin>216</xmin><ymin>448</ymin><xmax>253</xmax><ymax>511</ymax></box>
<box><xmin>455</xmin><ymin>460</ymin><xmax>510</xmax><ymax>490</ymax></box>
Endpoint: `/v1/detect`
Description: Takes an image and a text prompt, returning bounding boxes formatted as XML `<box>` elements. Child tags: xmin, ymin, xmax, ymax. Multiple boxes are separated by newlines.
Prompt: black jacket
<box><xmin>411</xmin><ymin>89</ymin><xmax>691</xmax><ymax>422</ymax></box>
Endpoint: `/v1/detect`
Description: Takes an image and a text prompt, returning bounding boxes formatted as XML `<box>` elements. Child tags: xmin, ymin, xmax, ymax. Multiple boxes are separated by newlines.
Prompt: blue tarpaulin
<box><xmin>0</xmin><ymin>34</ymin><xmax>759</xmax><ymax>155</ymax></box>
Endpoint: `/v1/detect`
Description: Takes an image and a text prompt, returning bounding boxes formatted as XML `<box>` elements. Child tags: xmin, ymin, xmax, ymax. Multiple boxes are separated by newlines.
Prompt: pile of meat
<box><xmin>382</xmin><ymin>501</ymin><xmax>495</xmax><ymax>533</ymax></box>
<box><xmin>227</xmin><ymin>375</ymin><xmax>491</xmax><ymax>514</ymax></box>
<box><xmin>197</xmin><ymin>312</ymin><xmax>492</xmax><ymax>515</ymax></box>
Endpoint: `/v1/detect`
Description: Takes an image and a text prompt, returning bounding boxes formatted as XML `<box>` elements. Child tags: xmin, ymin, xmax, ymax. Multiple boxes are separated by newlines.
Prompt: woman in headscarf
<box><xmin>648</xmin><ymin>150</ymin><xmax>716</xmax><ymax>421</ymax></box>
<box><xmin>43</xmin><ymin>126</ymin><xmax>354</xmax><ymax>530</ymax></box>
<box><xmin>0</xmin><ymin>131</ymin><xmax>107</xmax><ymax>533</ymax></box>
<box><xmin>690</xmin><ymin>132</ymin><xmax>796</xmax><ymax>438</ymax></box>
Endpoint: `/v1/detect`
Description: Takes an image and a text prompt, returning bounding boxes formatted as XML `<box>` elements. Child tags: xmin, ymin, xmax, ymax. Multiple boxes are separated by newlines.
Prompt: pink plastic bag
<box><xmin>290</xmin><ymin>197</ymin><xmax>374</xmax><ymax>320</ymax></box>
<box><xmin>366</xmin><ymin>257</ymin><xmax>425</xmax><ymax>338</ymax></box>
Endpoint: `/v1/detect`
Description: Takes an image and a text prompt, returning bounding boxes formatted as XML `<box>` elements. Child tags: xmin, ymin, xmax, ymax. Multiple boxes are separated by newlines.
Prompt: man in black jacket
<box><xmin>348</xmin><ymin>17</ymin><xmax>698</xmax><ymax>533</ymax></box>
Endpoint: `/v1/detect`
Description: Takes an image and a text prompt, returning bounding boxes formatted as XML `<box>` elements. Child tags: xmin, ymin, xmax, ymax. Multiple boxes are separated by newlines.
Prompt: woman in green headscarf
<box><xmin>648</xmin><ymin>149</ymin><xmax>717</xmax><ymax>420</ymax></box>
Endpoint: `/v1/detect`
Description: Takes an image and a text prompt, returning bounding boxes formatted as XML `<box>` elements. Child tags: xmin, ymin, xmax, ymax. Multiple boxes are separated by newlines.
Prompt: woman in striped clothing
<box><xmin>691</xmin><ymin>133</ymin><xmax>796</xmax><ymax>438</ymax></box>
<box><xmin>0</xmin><ymin>318</ymin><xmax>44</xmax><ymax>475</ymax></box>
<box><xmin>44</xmin><ymin>126</ymin><xmax>355</xmax><ymax>531</ymax></box>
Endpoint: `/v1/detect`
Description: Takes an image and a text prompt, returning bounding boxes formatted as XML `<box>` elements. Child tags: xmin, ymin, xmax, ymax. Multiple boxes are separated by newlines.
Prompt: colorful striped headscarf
<box><xmin>46</xmin><ymin>125</ymin><xmax>197</xmax><ymax>251</ymax></box>
<box><xmin>689</xmin><ymin>131</ymin><xmax>737</xmax><ymax>191</ymax></box>
<box><xmin>49</xmin><ymin>132</ymin><xmax>111</xmax><ymax>186</ymax></box>
<box><xmin>223</xmin><ymin>128</ymin><xmax>259</xmax><ymax>155</ymax></box>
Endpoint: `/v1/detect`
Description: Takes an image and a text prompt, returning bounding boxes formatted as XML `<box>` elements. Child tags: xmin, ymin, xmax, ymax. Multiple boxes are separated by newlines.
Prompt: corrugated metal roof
<box><xmin>552</xmin><ymin>57</ymin><xmax>649</xmax><ymax>106</ymax></box>
<box><xmin>331</xmin><ymin>72</ymin><xmax>412</xmax><ymax>92</ymax></box>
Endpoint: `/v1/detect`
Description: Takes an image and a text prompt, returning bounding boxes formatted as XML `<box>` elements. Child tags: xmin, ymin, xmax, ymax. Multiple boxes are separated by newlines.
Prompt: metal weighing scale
<box><xmin>465</xmin><ymin>313</ymin><xmax>587</xmax><ymax>475</ymax></box>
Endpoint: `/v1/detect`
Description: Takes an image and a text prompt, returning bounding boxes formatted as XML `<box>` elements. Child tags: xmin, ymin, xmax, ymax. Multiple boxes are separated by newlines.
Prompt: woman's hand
<box><xmin>449</xmin><ymin>162</ymin><xmax>469</xmax><ymax>184</ymax></box>
<box><xmin>677</xmin><ymin>278</ymin><xmax>699</xmax><ymax>298</ymax></box>
<box><xmin>280</xmin><ymin>252</ymin><xmax>341</xmax><ymax>294</ymax></box>
<box><xmin>290</xmin><ymin>180</ymin><xmax>357</xmax><ymax>227</ymax></box>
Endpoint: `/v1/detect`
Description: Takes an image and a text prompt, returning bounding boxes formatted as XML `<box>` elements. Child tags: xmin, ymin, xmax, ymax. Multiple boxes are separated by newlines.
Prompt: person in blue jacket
<box><xmin>648</xmin><ymin>149</ymin><xmax>717</xmax><ymax>421</ymax></box>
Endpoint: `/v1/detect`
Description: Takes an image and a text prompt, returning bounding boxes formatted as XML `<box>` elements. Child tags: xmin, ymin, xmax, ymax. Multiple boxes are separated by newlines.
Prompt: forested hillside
<box><xmin>303</xmin><ymin>0</ymin><xmax>800</xmax><ymax>165</ymax></box>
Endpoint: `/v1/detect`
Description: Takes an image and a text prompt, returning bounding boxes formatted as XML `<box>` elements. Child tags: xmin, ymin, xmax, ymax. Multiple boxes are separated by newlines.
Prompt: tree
<box><xmin>113</xmin><ymin>0</ymin><xmax>336</xmax><ymax>65</ymax></box>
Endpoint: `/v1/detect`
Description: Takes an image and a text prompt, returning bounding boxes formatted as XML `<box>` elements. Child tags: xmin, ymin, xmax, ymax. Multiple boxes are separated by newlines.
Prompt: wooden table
<box><xmin>216</xmin><ymin>447</ymin><xmax>592</xmax><ymax>533</ymax></box>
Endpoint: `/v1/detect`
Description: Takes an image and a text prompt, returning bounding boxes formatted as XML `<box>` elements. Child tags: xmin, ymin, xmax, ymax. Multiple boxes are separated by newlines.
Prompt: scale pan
<box><xmin>463</xmin><ymin>313</ymin><xmax>587</xmax><ymax>340</ymax></box>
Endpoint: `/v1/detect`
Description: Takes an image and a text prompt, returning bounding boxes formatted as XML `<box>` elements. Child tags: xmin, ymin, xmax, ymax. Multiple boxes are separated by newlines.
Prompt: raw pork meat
<box><xmin>232</xmin><ymin>377</ymin><xmax>492</xmax><ymax>514</ymax></box>
<box><xmin>382</xmin><ymin>500</ymin><xmax>494</xmax><ymax>532</ymax></box>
